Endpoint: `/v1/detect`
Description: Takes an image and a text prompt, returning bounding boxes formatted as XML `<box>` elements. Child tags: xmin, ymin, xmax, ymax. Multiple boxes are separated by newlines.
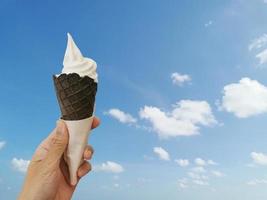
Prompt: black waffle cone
<box><xmin>53</xmin><ymin>73</ymin><xmax>97</xmax><ymax>120</ymax></box>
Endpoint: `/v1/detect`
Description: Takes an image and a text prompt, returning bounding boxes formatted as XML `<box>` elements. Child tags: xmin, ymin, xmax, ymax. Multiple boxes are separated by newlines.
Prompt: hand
<box><xmin>18</xmin><ymin>117</ymin><xmax>100</xmax><ymax>200</ymax></box>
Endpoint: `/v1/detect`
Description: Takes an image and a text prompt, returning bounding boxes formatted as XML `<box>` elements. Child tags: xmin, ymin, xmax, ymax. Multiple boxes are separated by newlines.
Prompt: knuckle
<box><xmin>51</xmin><ymin>135</ymin><xmax>67</xmax><ymax>146</ymax></box>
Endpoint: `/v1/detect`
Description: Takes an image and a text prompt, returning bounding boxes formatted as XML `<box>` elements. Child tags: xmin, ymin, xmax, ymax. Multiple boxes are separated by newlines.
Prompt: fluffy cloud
<box><xmin>249</xmin><ymin>34</ymin><xmax>267</xmax><ymax>51</ymax></box>
<box><xmin>177</xmin><ymin>178</ymin><xmax>189</xmax><ymax>189</ymax></box>
<box><xmin>95</xmin><ymin>161</ymin><xmax>124</xmax><ymax>173</ymax></box>
<box><xmin>139</xmin><ymin>100</ymin><xmax>217</xmax><ymax>139</ymax></box>
<box><xmin>195</xmin><ymin>158</ymin><xmax>206</xmax><ymax>166</ymax></box>
<box><xmin>178</xmin><ymin>159</ymin><xmax>223</xmax><ymax>189</ymax></box>
<box><xmin>11</xmin><ymin>158</ymin><xmax>30</xmax><ymax>173</ymax></box>
<box><xmin>194</xmin><ymin>158</ymin><xmax>217</xmax><ymax>166</ymax></box>
<box><xmin>106</xmin><ymin>108</ymin><xmax>137</xmax><ymax>124</ymax></box>
<box><xmin>153</xmin><ymin>147</ymin><xmax>170</xmax><ymax>161</ymax></box>
<box><xmin>256</xmin><ymin>49</ymin><xmax>267</xmax><ymax>65</ymax></box>
<box><xmin>247</xmin><ymin>179</ymin><xmax>267</xmax><ymax>185</ymax></box>
<box><xmin>0</xmin><ymin>141</ymin><xmax>6</xmax><ymax>150</ymax></box>
<box><xmin>207</xmin><ymin>160</ymin><xmax>218</xmax><ymax>165</ymax></box>
<box><xmin>187</xmin><ymin>172</ymin><xmax>209</xmax><ymax>180</ymax></box>
<box><xmin>172</xmin><ymin>100</ymin><xmax>217</xmax><ymax>126</ymax></box>
<box><xmin>140</xmin><ymin>106</ymin><xmax>198</xmax><ymax>138</ymax></box>
<box><xmin>175</xmin><ymin>158</ymin><xmax>217</xmax><ymax>168</ymax></box>
<box><xmin>175</xmin><ymin>159</ymin><xmax>189</xmax><ymax>167</ymax></box>
<box><xmin>219</xmin><ymin>78</ymin><xmax>267</xmax><ymax>118</ymax></box>
<box><xmin>249</xmin><ymin>34</ymin><xmax>267</xmax><ymax>65</ymax></box>
<box><xmin>251</xmin><ymin>152</ymin><xmax>267</xmax><ymax>166</ymax></box>
<box><xmin>171</xmin><ymin>72</ymin><xmax>191</xmax><ymax>86</ymax></box>
<box><xmin>178</xmin><ymin>175</ymin><xmax>210</xmax><ymax>189</ymax></box>
<box><xmin>191</xmin><ymin>166</ymin><xmax>206</xmax><ymax>174</ymax></box>
<box><xmin>211</xmin><ymin>170</ymin><xmax>224</xmax><ymax>177</ymax></box>
<box><xmin>193</xmin><ymin>179</ymin><xmax>209</xmax><ymax>186</ymax></box>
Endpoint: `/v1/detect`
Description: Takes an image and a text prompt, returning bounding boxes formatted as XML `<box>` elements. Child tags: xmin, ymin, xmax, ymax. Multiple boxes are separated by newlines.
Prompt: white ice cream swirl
<box><xmin>62</xmin><ymin>33</ymin><xmax>98</xmax><ymax>82</ymax></box>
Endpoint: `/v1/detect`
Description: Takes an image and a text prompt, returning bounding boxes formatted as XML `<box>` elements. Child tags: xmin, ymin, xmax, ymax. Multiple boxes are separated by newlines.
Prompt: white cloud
<box><xmin>193</xmin><ymin>179</ymin><xmax>209</xmax><ymax>186</ymax></box>
<box><xmin>191</xmin><ymin>166</ymin><xmax>206</xmax><ymax>174</ymax></box>
<box><xmin>139</xmin><ymin>100</ymin><xmax>216</xmax><ymax>139</ymax></box>
<box><xmin>175</xmin><ymin>159</ymin><xmax>189</xmax><ymax>167</ymax></box>
<box><xmin>177</xmin><ymin>178</ymin><xmax>189</xmax><ymax>189</ymax></box>
<box><xmin>247</xmin><ymin>179</ymin><xmax>267</xmax><ymax>185</ymax></box>
<box><xmin>247</xmin><ymin>180</ymin><xmax>257</xmax><ymax>185</ymax></box>
<box><xmin>153</xmin><ymin>147</ymin><xmax>170</xmax><ymax>161</ymax></box>
<box><xmin>140</xmin><ymin>106</ymin><xmax>198</xmax><ymax>138</ymax></box>
<box><xmin>0</xmin><ymin>141</ymin><xmax>6</xmax><ymax>150</ymax></box>
<box><xmin>187</xmin><ymin>172</ymin><xmax>209</xmax><ymax>180</ymax></box>
<box><xmin>171</xmin><ymin>72</ymin><xmax>191</xmax><ymax>86</ymax></box>
<box><xmin>178</xmin><ymin>173</ymin><xmax>210</xmax><ymax>189</ymax></box>
<box><xmin>249</xmin><ymin>34</ymin><xmax>267</xmax><ymax>65</ymax></box>
<box><xmin>180</xmin><ymin>161</ymin><xmax>223</xmax><ymax>189</ymax></box>
<box><xmin>194</xmin><ymin>158</ymin><xmax>218</xmax><ymax>166</ymax></box>
<box><xmin>207</xmin><ymin>160</ymin><xmax>218</xmax><ymax>165</ymax></box>
<box><xmin>172</xmin><ymin>100</ymin><xmax>217</xmax><ymax>126</ymax></box>
<box><xmin>195</xmin><ymin>158</ymin><xmax>206</xmax><ymax>166</ymax></box>
<box><xmin>95</xmin><ymin>161</ymin><xmax>124</xmax><ymax>173</ymax></box>
<box><xmin>106</xmin><ymin>108</ymin><xmax>137</xmax><ymax>124</ymax></box>
<box><xmin>204</xmin><ymin>20</ymin><xmax>213</xmax><ymax>27</ymax></box>
<box><xmin>256</xmin><ymin>49</ymin><xmax>267</xmax><ymax>65</ymax></box>
<box><xmin>11</xmin><ymin>158</ymin><xmax>30</xmax><ymax>173</ymax></box>
<box><xmin>251</xmin><ymin>152</ymin><xmax>267</xmax><ymax>166</ymax></box>
<box><xmin>249</xmin><ymin>34</ymin><xmax>267</xmax><ymax>51</ymax></box>
<box><xmin>211</xmin><ymin>170</ymin><xmax>224</xmax><ymax>177</ymax></box>
<box><xmin>178</xmin><ymin>182</ymin><xmax>188</xmax><ymax>189</ymax></box>
<box><xmin>219</xmin><ymin>78</ymin><xmax>267</xmax><ymax>118</ymax></box>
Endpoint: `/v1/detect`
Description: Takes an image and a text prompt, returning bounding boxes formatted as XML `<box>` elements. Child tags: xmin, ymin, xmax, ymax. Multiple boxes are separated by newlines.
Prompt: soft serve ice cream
<box><xmin>62</xmin><ymin>33</ymin><xmax>98</xmax><ymax>82</ymax></box>
<box><xmin>53</xmin><ymin>33</ymin><xmax>98</xmax><ymax>185</ymax></box>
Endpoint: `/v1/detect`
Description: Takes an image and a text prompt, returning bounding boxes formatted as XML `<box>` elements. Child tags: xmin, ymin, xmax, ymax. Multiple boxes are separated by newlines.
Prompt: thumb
<box><xmin>45</xmin><ymin>120</ymin><xmax>69</xmax><ymax>164</ymax></box>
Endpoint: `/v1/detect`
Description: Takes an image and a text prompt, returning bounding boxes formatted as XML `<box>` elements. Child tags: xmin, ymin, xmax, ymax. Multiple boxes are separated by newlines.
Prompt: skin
<box><xmin>18</xmin><ymin>117</ymin><xmax>100</xmax><ymax>200</ymax></box>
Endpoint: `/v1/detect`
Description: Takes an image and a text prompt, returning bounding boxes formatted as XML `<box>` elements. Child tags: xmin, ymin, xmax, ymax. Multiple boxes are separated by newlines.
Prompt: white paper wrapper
<box><xmin>63</xmin><ymin>116</ymin><xmax>94</xmax><ymax>185</ymax></box>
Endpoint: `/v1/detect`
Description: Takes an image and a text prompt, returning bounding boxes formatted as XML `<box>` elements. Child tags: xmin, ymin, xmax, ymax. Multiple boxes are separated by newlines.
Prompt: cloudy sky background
<box><xmin>1</xmin><ymin>0</ymin><xmax>267</xmax><ymax>199</ymax></box>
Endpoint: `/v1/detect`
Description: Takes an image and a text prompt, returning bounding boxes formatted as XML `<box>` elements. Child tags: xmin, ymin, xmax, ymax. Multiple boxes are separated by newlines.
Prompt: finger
<box><xmin>83</xmin><ymin>145</ymin><xmax>94</xmax><ymax>160</ymax></box>
<box><xmin>32</xmin><ymin>121</ymin><xmax>60</xmax><ymax>161</ymax></box>
<box><xmin>91</xmin><ymin>117</ymin><xmax>100</xmax><ymax>130</ymax></box>
<box><xmin>77</xmin><ymin>161</ymin><xmax>91</xmax><ymax>178</ymax></box>
<box><xmin>38</xmin><ymin>119</ymin><xmax>63</xmax><ymax>148</ymax></box>
<box><xmin>44</xmin><ymin>120</ymin><xmax>69</xmax><ymax>164</ymax></box>
<box><xmin>60</xmin><ymin>156</ymin><xmax>70</xmax><ymax>184</ymax></box>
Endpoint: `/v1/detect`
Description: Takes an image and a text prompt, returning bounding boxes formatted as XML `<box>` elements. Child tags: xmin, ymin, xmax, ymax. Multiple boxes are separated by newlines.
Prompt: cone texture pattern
<box><xmin>53</xmin><ymin>73</ymin><xmax>97</xmax><ymax>120</ymax></box>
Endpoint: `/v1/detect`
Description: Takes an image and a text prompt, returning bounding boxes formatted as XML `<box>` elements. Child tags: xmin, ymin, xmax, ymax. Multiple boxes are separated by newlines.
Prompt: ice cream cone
<box><xmin>53</xmin><ymin>73</ymin><xmax>97</xmax><ymax>120</ymax></box>
<box><xmin>64</xmin><ymin>117</ymin><xmax>94</xmax><ymax>185</ymax></box>
<box><xmin>53</xmin><ymin>33</ymin><xmax>98</xmax><ymax>185</ymax></box>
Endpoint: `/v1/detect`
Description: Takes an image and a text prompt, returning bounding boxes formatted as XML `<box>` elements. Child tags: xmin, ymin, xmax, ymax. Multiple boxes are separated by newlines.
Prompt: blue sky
<box><xmin>1</xmin><ymin>0</ymin><xmax>267</xmax><ymax>199</ymax></box>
